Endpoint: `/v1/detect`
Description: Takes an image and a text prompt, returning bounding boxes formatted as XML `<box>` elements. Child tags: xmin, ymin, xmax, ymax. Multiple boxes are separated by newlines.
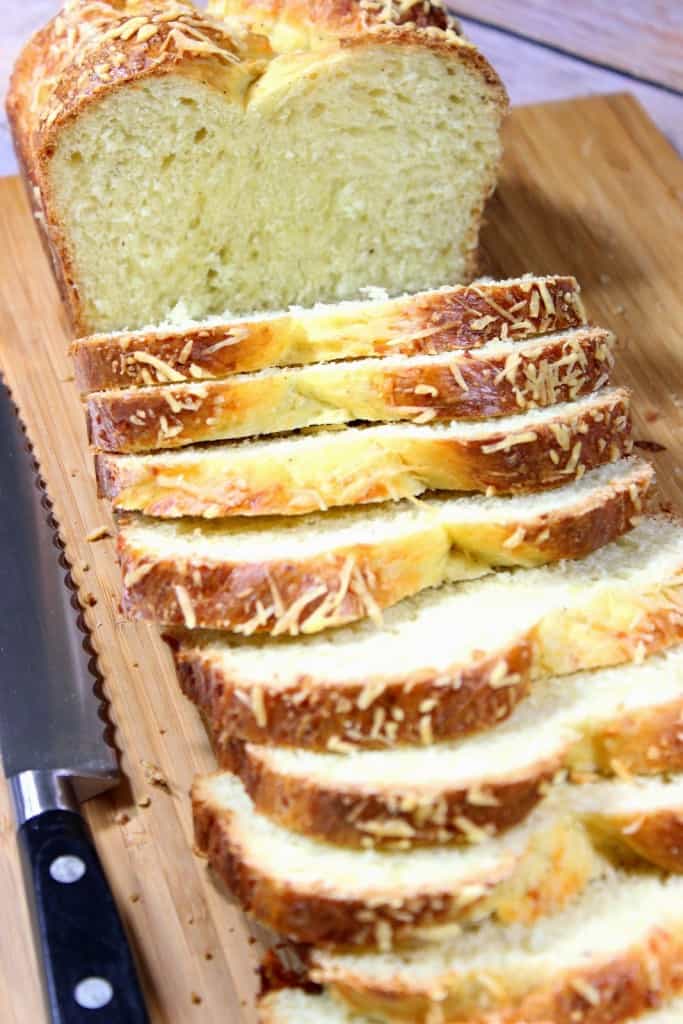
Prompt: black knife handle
<box><xmin>18</xmin><ymin>809</ymin><xmax>148</xmax><ymax>1024</ymax></box>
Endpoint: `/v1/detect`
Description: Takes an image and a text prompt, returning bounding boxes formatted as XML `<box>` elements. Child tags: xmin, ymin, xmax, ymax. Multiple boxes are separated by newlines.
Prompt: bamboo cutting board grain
<box><xmin>0</xmin><ymin>93</ymin><xmax>682</xmax><ymax>1022</ymax></box>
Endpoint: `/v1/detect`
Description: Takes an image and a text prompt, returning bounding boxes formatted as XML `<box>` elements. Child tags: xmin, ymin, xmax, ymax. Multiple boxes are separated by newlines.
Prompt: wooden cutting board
<box><xmin>0</xmin><ymin>92</ymin><xmax>682</xmax><ymax>1023</ymax></box>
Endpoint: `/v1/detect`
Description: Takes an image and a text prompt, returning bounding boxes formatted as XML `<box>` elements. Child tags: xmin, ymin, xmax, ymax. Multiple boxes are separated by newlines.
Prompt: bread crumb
<box><xmin>140</xmin><ymin>759</ymin><xmax>170</xmax><ymax>790</ymax></box>
<box><xmin>191</xmin><ymin>992</ymin><xmax>202</xmax><ymax>1005</ymax></box>
<box><xmin>131</xmin><ymin>893</ymin><xmax>141</xmax><ymax>903</ymax></box>
<box><xmin>86</xmin><ymin>525</ymin><xmax>112</xmax><ymax>542</ymax></box>
<box><xmin>113</xmin><ymin>810</ymin><xmax>130</xmax><ymax>825</ymax></box>
<box><xmin>137</xmin><ymin>795</ymin><xmax>151</xmax><ymax>808</ymax></box>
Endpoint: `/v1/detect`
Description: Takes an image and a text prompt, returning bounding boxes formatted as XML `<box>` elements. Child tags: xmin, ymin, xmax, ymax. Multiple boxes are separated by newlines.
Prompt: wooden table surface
<box><xmin>1</xmin><ymin>0</ymin><xmax>682</xmax><ymax>172</ymax></box>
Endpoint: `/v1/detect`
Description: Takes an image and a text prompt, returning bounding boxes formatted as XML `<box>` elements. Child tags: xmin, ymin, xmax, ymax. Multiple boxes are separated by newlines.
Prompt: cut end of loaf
<box><xmin>14</xmin><ymin>1</ymin><xmax>506</xmax><ymax>334</ymax></box>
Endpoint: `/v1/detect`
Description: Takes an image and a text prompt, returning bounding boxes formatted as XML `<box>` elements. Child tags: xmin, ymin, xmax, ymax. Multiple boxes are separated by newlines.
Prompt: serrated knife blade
<box><xmin>0</xmin><ymin>380</ymin><xmax>147</xmax><ymax>1024</ymax></box>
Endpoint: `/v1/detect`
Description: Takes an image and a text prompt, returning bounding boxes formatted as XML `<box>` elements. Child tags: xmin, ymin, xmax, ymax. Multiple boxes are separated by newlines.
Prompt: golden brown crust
<box><xmin>173</xmin><ymin>582</ymin><xmax>683</xmax><ymax>753</ymax></box>
<box><xmin>175</xmin><ymin>640</ymin><xmax>534</xmax><ymax>750</ymax></box>
<box><xmin>210</xmin><ymin>0</ymin><xmax>461</xmax><ymax>41</ymax></box>
<box><xmin>223</xmin><ymin>737</ymin><xmax>560</xmax><ymax>848</ymax></box>
<box><xmin>192</xmin><ymin>775</ymin><xmax>597</xmax><ymax>948</ymax></box>
<box><xmin>71</xmin><ymin>276</ymin><xmax>586</xmax><ymax>392</ymax></box>
<box><xmin>117</xmin><ymin>461</ymin><xmax>651</xmax><ymax>633</ymax></box>
<box><xmin>95</xmin><ymin>390</ymin><xmax>635</xmax><ymax>517</ymax></box>
<box><xmin>589</xmin><ymin>808</ymin><xmax>683</xmax><ymax>874</ymax></box>
<box><xmin>588</xmin><ymin>701</ymin><xmax>683</xmax><ymax>777</ymax></box>
<box><xmin>319</xmin><ymin>928</ymin><xmax>683</xmax><ymax>1023</ymax></box>
<box><xmin>86</xmin><ymin>329</ymin><xmax>615</xmax><ymax>453</ymax></box>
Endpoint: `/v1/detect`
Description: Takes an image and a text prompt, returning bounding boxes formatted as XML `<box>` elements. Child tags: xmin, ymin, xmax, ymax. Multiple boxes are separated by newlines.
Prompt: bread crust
<box><xmin>8</xmin><ymin>0</ymin><xmax>507</xmax><ymax>336</ymax></box>
<box><xmin>221</xmin><ymin>685</ymin><xmax>683</xmax><ymax>849</ymax></box>
<box><xmin>71</xmin><ymin>276</ymin><xmax>586</xmax><ymax>392</ymax></box>
<box><xmin>86</xmin><ymin>329</ymin><xmax>615</xmax><ymax>453</ymax></box>
<box><xmin>118</xmin><ymin>460</ymin><xmax>652</xmax><ymax>633</ymax></box>
<box><xmin>173</xmin><ymin>581</ymin><xmax>683</xmax><ymax>752</ymax></box>
<box><xmin>588</xmin><ymin>808</ymin><xmax>683</xmax><ymax>874</ymax></box>
<box><xmin>210</xmin><ymin>0</ymin><xmax>462</xmax><ymax>42</ymax></box>
<box><xmin>192</xmin><ymin>775</ymin><xmax>599</xmax><ymax>948</ymax></box>
<box><xmin>223</xmin><ymin>736</ymin><xmax>560</xmax><ymax>848</ymax></box>
<box><xmin>314</xmin><ymin>925</ymin><xmax>683</xmax><ymax>1023</ymax></box>
<box><xmin>95</xmin><ymin>389</ymin><xmax>634</xmax><ymax>517</ymax></box>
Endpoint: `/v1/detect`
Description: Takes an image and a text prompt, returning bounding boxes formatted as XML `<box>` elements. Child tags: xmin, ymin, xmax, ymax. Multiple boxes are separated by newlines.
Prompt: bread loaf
<box><xmin>8</xmin><ymin>0</ymin><xmax>506</xmax><ymax>335</ymax></box>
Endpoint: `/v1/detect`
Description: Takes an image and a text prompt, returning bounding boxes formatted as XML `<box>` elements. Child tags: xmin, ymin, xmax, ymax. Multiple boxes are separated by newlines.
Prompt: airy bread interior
<box><xmin>49</xmin><ymin>31</ymin><xmax>504</xmax><ymax>332</ymax></box>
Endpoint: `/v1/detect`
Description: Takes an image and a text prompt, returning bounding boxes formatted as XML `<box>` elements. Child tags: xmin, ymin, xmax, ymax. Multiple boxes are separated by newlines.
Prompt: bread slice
<box><xmin>258</xmin><ymin>988</ymin><xmax>683</xmax><ymax>1024</ymax></box>
<box><xmin>258</xmin><ymin>989</ymin><xmax>683</xmax><ymax>1024</ymax></box>
<box><xmin>96</xmin><ymin>389</ymin><xmax>633</xmax><ymax>517</ymax></box>
<box><xmin>193</xmin><ymin>771</ymin><xmax>604</xmax><ymax>948</ymax></box>
<box><xmin>173</xmin><ymin>516</ymin><xmax>683</xmax><ymax>751</ymax></box>
<box><xmin>86</xmin><ymin>328</ymin><xmax>614</xmax><ymax>453</ymax></box>
<box><xmin>9</xmin><ymin>0</ymin><xmax>506</xmax><ymax>335</ymax></box>
<box><xmin>193</xmin><ymin>768</ymin><xmax>683</xmax><ymax>948</ymax></box>
<box><xmin>118</xmin><ymin>458</ymin><xmax>652</xmax><ymax>634</ymax></box>
<box><xmin>309</xmin><ymin>872</ymin><xmax>683</xmax><ymax>1022</ymax></box>
<box><xmin>71</xmin><ymin>275</ymin><xmax>586</xmax><ymax>392</ymax></box>
<box><xmin>222</xmin><ymin>645</ymin><xmax>683</xmax><ymax>848</ymax></box>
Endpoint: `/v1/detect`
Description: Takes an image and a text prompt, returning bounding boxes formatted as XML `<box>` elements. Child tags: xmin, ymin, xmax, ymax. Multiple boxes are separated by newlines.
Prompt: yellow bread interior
<box><xmin>48</xmin><ymin>25</ymin><xmax>504</xmax><ymax>331</ymax></box>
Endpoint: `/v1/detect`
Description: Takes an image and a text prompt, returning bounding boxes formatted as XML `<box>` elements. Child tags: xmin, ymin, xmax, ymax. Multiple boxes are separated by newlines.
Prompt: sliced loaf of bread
<box><xmin>220</xmin><ymin>645</ymin><xmax>683</xmax><ymax>848</ymax></box>
<box><xmin>87</xmin><ymin>328</ymin><xmax>614</xmax><ymax>453</ymax></box>
<box><xmin>96</xmin><ymin>389</ymin><xmax>633</xmax><ymax>517</ymax></box>
<box><xmin>193</xmin><ymin>770</ymin><xmax>683</xmax><ymax>948</ymax></box>
<box><xmin>71</xmin><ymin>275</ymin><xmax>586</xmax><ymax>392</ymax></box>
<box><xmin>309</xmin><ymin>872</ymin><xmax>683</xmax><ymax>1022</ymax></box>
<box><xmin>118</xmin><ymin>458</ymin><xmax>652</xmax><ymax>634</ymax></box>
<box><xmin>173</xmin><ymin>516</ymin><xmax>683</xmax><ymax>751</ymax></box>
<box><xmin>193</xmin><ymin>771</ymin><xmax>604</xmax><ymax>947</ymax></box>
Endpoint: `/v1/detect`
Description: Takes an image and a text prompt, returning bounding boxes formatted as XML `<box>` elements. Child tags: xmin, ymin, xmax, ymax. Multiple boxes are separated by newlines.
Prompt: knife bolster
<box><xmin>9</xmin><ymin>770</ymin><xmax>78</xmax><ymax>826</ymax></box>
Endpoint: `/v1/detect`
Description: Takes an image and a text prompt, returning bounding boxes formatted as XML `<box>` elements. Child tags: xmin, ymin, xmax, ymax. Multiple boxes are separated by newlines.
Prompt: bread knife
<box><xmin>0</xmin><ymin>380</ymin><xmax>148</xmax><ymax>1023</ymax></box>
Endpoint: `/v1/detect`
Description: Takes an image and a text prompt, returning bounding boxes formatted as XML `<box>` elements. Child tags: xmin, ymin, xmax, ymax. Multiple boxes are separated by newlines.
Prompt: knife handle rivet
<box><xmin>74</xmin><ymin>977</ymin><xmax>114</xmax><ymax>1010</ymax></box>
<box><xmin>49</xmin><ymin>854</ymin><xmax>86</xmax><ymax>884</ymax></box>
